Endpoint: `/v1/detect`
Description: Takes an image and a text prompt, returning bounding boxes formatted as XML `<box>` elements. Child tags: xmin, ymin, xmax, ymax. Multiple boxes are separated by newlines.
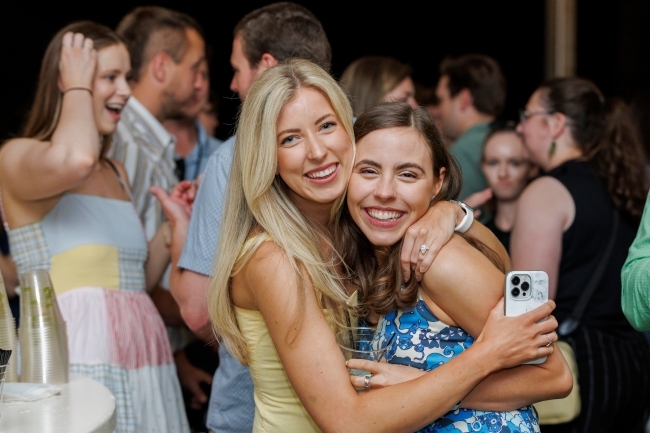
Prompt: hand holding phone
<box><xmin>505</xmin><ymin>270</ymin><xmax>550</xmax><ymax>364</ymax></box>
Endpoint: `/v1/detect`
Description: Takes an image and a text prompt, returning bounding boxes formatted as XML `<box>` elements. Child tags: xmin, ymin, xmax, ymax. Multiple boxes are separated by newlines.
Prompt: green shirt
<box><xmin>450</xmin><ymin>122</ymin><xmax>490</xmax><ymax>222</ymax></box>
<box><xmin>621</xmin><ymin>191</ymin><xmax>650</xmax><ymax>331</ymax></box>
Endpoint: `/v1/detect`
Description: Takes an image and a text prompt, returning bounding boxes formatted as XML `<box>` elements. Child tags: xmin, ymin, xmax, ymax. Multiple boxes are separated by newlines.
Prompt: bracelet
<box><xmin>449</xmin><ymin>200</ymin><xmax>474</xmax><ymax>233</ymax></box>
<box><xmin>63</xmin><ymin>87</ymin><xmax>93</xmax><ymax>96</ymax></box>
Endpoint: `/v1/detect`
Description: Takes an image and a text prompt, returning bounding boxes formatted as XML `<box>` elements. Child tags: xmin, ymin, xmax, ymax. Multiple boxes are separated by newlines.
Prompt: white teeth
<box><xmin>106</xmin><ymin>104</ymin><xmax>123</xmax><ymax>111</ymax></box>
<box><xmin>367</xmin><ymin>209</ymin><xmax>403</xmax><ymax>220</ymax></box>
<box><xmin>306</xmin><ymin>164</ymin><xmax>336</xmax><ymax>179</ymax></box>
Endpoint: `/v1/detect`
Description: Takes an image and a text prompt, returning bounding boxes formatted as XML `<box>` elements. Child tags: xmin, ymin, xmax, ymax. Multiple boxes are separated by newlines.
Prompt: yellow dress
<box><xmin>235</xmin><ymin>307</ymin><xmax>322</xmax><ymax>433</ymax></box>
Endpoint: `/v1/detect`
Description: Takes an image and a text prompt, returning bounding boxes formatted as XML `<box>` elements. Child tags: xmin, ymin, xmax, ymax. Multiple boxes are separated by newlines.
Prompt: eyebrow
<box><xmin>276</xmin><ymin>113</ymin><xmax>335</xmax><ymax>137</ymax></box>
<box><xmin>354</xmin><ymin>159</ymin><xmax>426</xmax><ymax>173</ymax></box>
<box><xmin>354</xmin><ymin>159</ymin><xmax>380</xmax><ymax>169</ymax></box>
<box><xmin>396</xmin><ymin>162</ymin><xmax>426</xmax><ymax>172</ymax></box>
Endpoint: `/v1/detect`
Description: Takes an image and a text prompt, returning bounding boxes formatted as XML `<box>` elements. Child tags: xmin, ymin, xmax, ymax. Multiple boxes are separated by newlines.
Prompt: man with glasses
<box><xmin>433</xmin><ymin>54</ymin><xmax>507</xmax><ymax>210</ymax></box>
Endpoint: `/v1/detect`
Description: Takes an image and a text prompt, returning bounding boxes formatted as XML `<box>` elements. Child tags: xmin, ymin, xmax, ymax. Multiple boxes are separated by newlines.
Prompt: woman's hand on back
<box><xmin>401</xmin><ymin>201</ymin><xmax>463</xmax><ymax>282</ymax></box>
<box><xmin>59</xmin><ymin>32</ymin><xmax>97</xmax><ymax>92</ymax></box>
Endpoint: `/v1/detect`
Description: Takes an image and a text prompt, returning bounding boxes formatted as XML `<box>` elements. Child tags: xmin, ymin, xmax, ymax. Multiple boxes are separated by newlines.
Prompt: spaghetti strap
<box><xmin>104</xmin><ymin>158</ymin><xmax>133</xmax><ymax>200</ymax></box>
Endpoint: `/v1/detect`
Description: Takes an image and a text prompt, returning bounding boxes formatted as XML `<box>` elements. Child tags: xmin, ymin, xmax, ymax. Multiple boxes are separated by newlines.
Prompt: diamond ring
<box><xmin>420</xmin><ymin>244</ymin><xmax>429</xmax><ymax>255</ymax></box>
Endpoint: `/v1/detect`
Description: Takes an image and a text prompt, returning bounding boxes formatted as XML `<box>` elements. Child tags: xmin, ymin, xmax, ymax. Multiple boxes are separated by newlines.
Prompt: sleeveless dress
<box><xmin>235</xmin><ymin>307</ymin><xmax>322</xmax><ymax>433</ymax></box>
<box><xmin>375</xmin><ymin>297</ymin><xmax>541</xmax><ymax>433</ymax></box>
<box><xmin>7</xmin><ymin>193</ymin><xmax>189</xmax><ymax>433</ymax></box>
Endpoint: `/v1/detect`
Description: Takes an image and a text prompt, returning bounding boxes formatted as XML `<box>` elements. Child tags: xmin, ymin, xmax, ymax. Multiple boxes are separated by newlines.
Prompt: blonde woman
<box><xmin>209</xmin><ymin>59</ymin><xmax>558</xmax><ymax>433</ymax></box>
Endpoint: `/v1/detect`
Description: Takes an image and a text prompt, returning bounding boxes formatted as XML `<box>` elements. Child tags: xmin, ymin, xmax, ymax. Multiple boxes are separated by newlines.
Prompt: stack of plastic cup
<box><xmin>18</xmin><ymin>269</ymin><xmax>68</xmax><ymax>384</ymax></box>
<box><xmin>0</xmin><ymin>274</ymin><xmax>18</xmax><ymax>382</ymax></box>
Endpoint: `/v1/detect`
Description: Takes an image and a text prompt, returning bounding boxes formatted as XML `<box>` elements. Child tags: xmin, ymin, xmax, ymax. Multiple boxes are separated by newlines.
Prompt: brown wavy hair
<box><xmin>334</xmin><ymin>103</ymin><xmax>504</xmax><ymax>320</ymax></box>
<box><xmin>538</xmin><ymin>77</ymin><xmax>648</xmax><ymax>218</ymax></box>
<box><xmin>21</xmin><ymin>21</ymin><xmax>124</xmax><ymax>155</ymax></box>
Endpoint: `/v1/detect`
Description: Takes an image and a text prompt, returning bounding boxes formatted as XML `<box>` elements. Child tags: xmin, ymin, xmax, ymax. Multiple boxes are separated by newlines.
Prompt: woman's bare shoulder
<box><xmin>424</xmin><ymin>234</ymin><xmax>505</xmax><ymax>287</ymax></box>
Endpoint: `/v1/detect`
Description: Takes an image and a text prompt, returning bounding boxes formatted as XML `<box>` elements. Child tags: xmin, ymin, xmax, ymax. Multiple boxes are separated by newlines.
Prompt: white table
<box><xmin>0</xmin><ymin>373</ymin><xmax>116</xmax><ymax>433</ymax></box>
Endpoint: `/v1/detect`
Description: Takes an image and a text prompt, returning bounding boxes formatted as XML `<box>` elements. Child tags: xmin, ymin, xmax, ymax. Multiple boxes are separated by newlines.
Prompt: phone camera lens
<box><xmin>511</xmin><ymin>287</ymin><xmax>520</xmax><ymax>297</ymax></box>
<box><xmin>511</xmin><ymin>276</ymin><xmax>520</xmax><ymax>285</ymax></box>
<box><xmin>521</xmin><ymin>282</ymin><xmax>530</xmax><ymax>291</ymax></box>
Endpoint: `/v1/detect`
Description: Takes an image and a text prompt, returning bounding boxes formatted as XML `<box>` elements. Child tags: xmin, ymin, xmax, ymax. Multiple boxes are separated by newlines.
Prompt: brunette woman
<box><xmin>0</xmin><ymin>22</ymin><xmax>188</xmax><ymax>432</ymax></box>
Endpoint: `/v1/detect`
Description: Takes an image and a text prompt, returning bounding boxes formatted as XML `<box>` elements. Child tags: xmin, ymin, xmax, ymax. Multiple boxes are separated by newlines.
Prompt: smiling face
<box><xmin>481</xmin><ymin>131</ymin><xmax>534</xmax><ymax>202</ymax></box>
<box><xmin>347</xmin><ymin>126</ymin><xmax>443</xmax><ymax>246</ymax></box>
<box><xmin>276</xmin><ymin>86</ymin><xmax>354</xmax><ymax>219</ymax></box>
<box><xmin>92</xmin><ymin>43</ymin><xmax>131</xmax><ymax>135</ymax></box>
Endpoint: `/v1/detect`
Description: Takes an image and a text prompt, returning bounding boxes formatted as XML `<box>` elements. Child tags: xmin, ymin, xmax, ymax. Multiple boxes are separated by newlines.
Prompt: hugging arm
<box><xmin>418</xmin><ymin>235</ymin><xmax>572</xmax><ymax>410</ymax></box>
<box><xmin>236</xmin><ymin>241</ymin><xmax>556</xmax><ymax>433</ymax></box>
<box><xmin>401</xmin><ymin>200</ymin><xmax>493</xmax><ymax>282</ymax></box>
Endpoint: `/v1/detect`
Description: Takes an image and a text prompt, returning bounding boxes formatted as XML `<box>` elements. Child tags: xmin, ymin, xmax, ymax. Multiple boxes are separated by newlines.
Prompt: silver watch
<box><xmin>449</xmin><ymin>200</ymin><xmax>474</xmax><ymax>233</ymax></box>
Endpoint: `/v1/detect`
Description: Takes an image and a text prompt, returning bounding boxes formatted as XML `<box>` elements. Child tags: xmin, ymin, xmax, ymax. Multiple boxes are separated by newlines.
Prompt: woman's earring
<box><xmin>548</xmin><ymin>141</ymin><xmax>556</xmax><ymax>157</ymax></box>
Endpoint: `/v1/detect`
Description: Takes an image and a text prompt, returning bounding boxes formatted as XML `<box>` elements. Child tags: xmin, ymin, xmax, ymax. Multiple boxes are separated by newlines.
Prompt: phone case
<box><xmin>505</xmin><ymin>270</ymin><xmax>549</xmax><ymax>364</ymax></box>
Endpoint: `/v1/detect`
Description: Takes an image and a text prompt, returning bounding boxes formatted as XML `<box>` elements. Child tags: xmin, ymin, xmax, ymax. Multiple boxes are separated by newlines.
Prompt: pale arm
<box><xmin>151</xmin><ymin>184</ymin><xmax>212</xmax><ymax>333</ymax></box>
<box><xmin>510</xmin><ymin>177</ymin><xmax>574</xmax><ymax>299</ymax></box>
<box><xmin>0</xmin><ymin>32</ymin><xmax>99</xmax><ymax>202</ymax></box>
<box><xmin>237</xmin><ymin>243</ymin><xmax>558</xmax><ymax>433</ymax></box>
<box><xmin>419</xmin><ymin>232</ymin><xmax>571</xmax><ymax>409</ymax></box>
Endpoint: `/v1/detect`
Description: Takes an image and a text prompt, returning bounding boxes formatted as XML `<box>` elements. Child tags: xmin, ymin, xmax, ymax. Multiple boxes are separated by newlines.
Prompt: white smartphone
<box><xmin>504</xmin><ymin>270</ymin><xmax>549</xmax><ymax>364</ymax></box>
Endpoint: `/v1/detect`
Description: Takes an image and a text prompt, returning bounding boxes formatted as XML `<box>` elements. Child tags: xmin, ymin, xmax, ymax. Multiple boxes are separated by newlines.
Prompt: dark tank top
<box><xmin>485</xmin><ymin>218</ymin><xmax>511</xmax><ymax>254</ymax></box>
<box><xmin>548</xmin><ymin>159</ymin><xmax>639</xmax><ymax>334</ymax></box>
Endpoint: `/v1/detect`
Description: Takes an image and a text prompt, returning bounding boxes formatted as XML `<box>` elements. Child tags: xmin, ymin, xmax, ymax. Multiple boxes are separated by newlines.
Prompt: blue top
<box><xmin>176</xmin><ymin>121</ymin><xmax>223</xmax><ymax>182</ymax></box>
<box><xmin>376</xmin><ymin>298</ymin><xmax>540</xmax><ymax>433</ymax></box>
<box><xmin>177</xmin><ymin>134</ymin><xmax>255</xmax><ymax>433</ymax></box>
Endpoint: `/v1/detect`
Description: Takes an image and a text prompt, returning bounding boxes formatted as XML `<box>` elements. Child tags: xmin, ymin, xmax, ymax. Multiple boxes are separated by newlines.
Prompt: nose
<box><xmin>407</xmin><ymin>96</ymin><xmax>419</xmax><ymax>109</ymax></box>
<box><xmin>374</xmin><ymin>175</ymin><xmax>396</xmax><ymax>201</ymax></box>
<box><xmin>230</xmin><ymin>75</ymin><xmax>238</xmax><ymax>94</ymax></box>
<box><xmin>118</xmin><ymin>78</ymin><xmax>131</xmax><ymax>99</ymax></box>
<box><xmin>497</xmin><ymin>163</ymin><xmax>508</xmax><ymax>178</ymax></box>
<box><xmin>306</xmin><ymin>136</ymin><xmax>327</xmax><ymax>161</ymax></box>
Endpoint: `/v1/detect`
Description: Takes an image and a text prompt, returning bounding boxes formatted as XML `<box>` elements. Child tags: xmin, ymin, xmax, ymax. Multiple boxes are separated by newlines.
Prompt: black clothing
<box><xmin>484</xmin><ymin>218</ymin><xmax>510</xmax><ymax>254</ymax></box>
<box><xmin>542</xmin><ymin>159</ymin><xmax>650</xmax><ymax>433</ymax></box>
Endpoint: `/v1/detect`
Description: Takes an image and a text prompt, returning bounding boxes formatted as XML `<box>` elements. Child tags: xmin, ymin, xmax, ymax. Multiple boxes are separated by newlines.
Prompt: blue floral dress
<box><xmin>375</xmin><ymin>298</ymin><xmax>540</xmax><ymax>433</ymax></box>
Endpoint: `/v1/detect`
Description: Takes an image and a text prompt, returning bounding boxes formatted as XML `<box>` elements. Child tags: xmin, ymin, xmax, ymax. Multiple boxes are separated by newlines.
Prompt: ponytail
<box><xmin>540</xmin><ymin>78</ymin><xmax>649</xmax><ymax>218</ymax></box>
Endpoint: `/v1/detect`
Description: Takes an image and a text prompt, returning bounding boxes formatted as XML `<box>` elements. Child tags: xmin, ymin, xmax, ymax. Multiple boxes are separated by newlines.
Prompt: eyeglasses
<box><xmin>518</xmin><ymin>109</ymin><xmax>553</xmax><ymax>123</ymax></box>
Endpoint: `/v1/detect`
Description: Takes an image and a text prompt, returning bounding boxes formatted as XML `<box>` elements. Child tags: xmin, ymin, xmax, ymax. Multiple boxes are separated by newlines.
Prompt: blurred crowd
<box><xmin>0</xmin><ymin>3</ymin><xmax>649</xmax><ymax>433</ymax></box>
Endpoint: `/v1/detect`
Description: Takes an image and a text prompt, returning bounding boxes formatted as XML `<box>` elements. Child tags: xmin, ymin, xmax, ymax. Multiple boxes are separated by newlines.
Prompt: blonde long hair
<box><xmin>209</xmin><ymin>59</ymin><xmax>355</xmax><ymax>363</ymax></box>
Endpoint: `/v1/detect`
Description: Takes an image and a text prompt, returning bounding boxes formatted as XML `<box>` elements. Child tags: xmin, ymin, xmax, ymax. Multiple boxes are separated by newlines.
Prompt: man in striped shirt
<box><xmin>108</xmin><ymin>6</ymin><xmax>206</xmax><ymax>241</ymax></box>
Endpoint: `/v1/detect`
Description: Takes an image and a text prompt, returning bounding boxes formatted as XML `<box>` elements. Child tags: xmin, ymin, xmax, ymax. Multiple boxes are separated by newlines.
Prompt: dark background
<box><xmin>2</xmin><ymin>1</ymin><xmax>649</xmax><ymax>155</ymax></box>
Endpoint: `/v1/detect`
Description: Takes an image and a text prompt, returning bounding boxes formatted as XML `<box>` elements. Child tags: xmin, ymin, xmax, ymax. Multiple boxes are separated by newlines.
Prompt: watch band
<box><xmin>449</xmin><ymin>200</ymin><xmax>474</xmax><ymax>233</ymax></box>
